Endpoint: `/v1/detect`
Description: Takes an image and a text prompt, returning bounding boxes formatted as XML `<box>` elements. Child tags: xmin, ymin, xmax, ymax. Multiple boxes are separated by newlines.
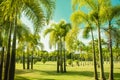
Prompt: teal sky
<box><xmin>52</xmin><ymin>0</ymin><xmax>120</xmax><ymax>23</ymax></box>
<box><xmin>52</xmin><ymin>0</ymin><xmax>72</xmax><ymax>22</ymax></box>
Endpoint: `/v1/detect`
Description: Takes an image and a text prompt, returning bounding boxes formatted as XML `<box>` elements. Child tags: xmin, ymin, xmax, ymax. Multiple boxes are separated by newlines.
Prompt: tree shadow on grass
<box><xmin>16</xmin><ymin>76</ymin><xmax>55</xmax><ymax>80</ymax></box>
<box><xmin>16</xmin><ymin>69</ymin><xmax>94</xmax><ymax>78</ymax></box>
<box><xmin>15</xmin><ymin>69</ymin><xmax>120</xmax><ymax>80</ymax></box>
<box><xmin>34</xmin><ymin>69</ymin><xmax>94</xmax><ymax>77</ymax></box>
<box><xmin>34</xmin><ymin>78</ymin><xmax>55</xmax><ymax>80</ymax></box>
<box><xmin>104</xmin><ymin>72</ymin><xmax>120</xmax><ymax>80</ymax></box>
<box><xmin>15</xmin><ymin>76</ymin><xmax>30</xmax><ymax>80</ymax></box>
<box><xmin>112</xmin><ymin>73</ymin><xmax>120</xmax><ymax>80</ymax></box>
<box><xmin>15</xmin><ymin>69</ymin><xmax>35</xmax><ymax>75</ymax></box>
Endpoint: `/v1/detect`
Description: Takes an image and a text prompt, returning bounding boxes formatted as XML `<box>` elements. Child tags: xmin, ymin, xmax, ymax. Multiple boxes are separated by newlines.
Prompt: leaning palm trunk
<box><xmin>97</xmin><ymin>22</ymin><xmax>106</xmax><ymax>80</ymax></box>
<box><xmin>4</xmin><ymin>22</ymin><xmax>12</xmax><ymax>80</ymax></box>
<box><xmin>90</xmin><ymin>28</ymin><xmax>98</xmax><ymax>80</ymax></box>
<box><xmin>9</xmin><ymin>13</ymin><xmax>17</xmax><ymax>80</ymax></box>
<box><xmin>108</xmin><ymin>21</ymin><xmax>113</xmax><ymax>80</ymax></box>
<box><xmin>0</xmin><ymin>47</ymin><xmax>4</xmax><ymax>80</ymax></box>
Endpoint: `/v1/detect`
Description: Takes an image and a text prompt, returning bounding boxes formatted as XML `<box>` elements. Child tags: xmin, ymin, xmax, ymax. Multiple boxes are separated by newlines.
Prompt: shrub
<box><xmin>41</xmin><ymin>58</ymin><xmax>47</xmax><ymax>64</ymax></box>
<box><xmin>67</xmin><ymin>59</ymin><xmax>73</xmax><ymax>66</ymax></box>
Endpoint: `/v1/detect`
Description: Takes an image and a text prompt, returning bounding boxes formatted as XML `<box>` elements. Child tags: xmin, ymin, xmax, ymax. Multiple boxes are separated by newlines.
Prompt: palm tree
<box><xmin>101</xmin><ymin>3</ymin><xmax>120</xmax><ymax>79</ymax></box>
<box><xmin>3</xmin><ymin>22</ymin><xmax>13</xmax><ymax>80</ymax></box>
<box><xmin>44</xmin><ymin>22</ymin><xmax>62</xmax><ymax>73</ymax></box>
<box><xmin>44</xmin><ymin>20</ymin><xmax>70</xmax><ymax>73</ymax></box>
<box><xmin>71</xmin><ymin>0</ymin><xmax>109</xmax><ymax>79</ymax></box>
<box><xmin>30</xmin><ymin>34</ymin><xmax>43</xmax><ymax>69</ymax></box>
<box><xmin>61</xmin><ymin>22</ymin><xmax>71</xmax><ymax>72</ymax></box>
<box><xmin>16</xmin><ymin>20</ymin><xmax>31</xmax><ymax>69</ymax></box>
<box><xmin>71</xmin><ymin>7</ymin><xmax>98</xmax><ymax>80</ymax></box>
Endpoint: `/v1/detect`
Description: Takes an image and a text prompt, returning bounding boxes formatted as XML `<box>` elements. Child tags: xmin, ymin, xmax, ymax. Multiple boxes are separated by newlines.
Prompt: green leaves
<box><xmin>83</xmin><ymin>25</ymin><xmax>91</xmax><ymax>38</ymax></box>
<box><xmin>24</xmin><ymin>0</ymin><xmax>45</xmax><ymax>33</ymax></box>
<box><xmin>39</xmin><ymin>0</ymin><xmax>55</xmax><ymax>24</ymax></box>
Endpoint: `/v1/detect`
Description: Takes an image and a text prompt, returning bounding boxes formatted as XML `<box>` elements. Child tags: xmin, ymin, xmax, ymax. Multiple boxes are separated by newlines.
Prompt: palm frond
<box><xmin>24</xmin><ymin>0</ymin><xmax>45</xmax><ymax>33</ymax></box>
<box><xmin>111</xmin><ymin>5</ymin><xmax>120</xmax><ymax>19</ymax></box>
<box><xmin>39</xmin><ymin>0</ymin><xmax>55</xmax><ymax>24</ymax></box>
<box><xmin>16</xmin><ymin>19</ymin><xmax>31</xmax><ymax>41</ymax></box>
<box><xmin>44</xmin><ymin>28</ymin><xmax>54</xmax><ymax>37</ymax></box>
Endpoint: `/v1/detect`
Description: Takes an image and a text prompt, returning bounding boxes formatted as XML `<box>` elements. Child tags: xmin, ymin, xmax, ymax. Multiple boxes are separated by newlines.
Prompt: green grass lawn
<box><xmin>15</xmin><ymin>61</ymin><xmax>120</xmax><ymax>80</ymax></box>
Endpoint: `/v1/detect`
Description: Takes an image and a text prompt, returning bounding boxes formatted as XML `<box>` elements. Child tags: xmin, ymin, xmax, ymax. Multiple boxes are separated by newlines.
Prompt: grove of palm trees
<box><xmin>0</xmin><ymin>0</ymin><xmax>120</xmax><ymax>80</ymax></box>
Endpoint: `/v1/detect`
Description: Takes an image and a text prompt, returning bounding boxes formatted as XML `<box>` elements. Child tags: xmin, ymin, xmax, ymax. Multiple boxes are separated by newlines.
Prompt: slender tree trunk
<box><xmin>63</xmin><ymin>37</ymin><xmax>66</xmax><ymax>72</ymax></box>
<box><xmin>23</xmin><ymin>52</ymin><xmax>25</xmax><ymax>69</ymax></box>
<box><xmin>9</xmin><ymin>10</ymin><xmax>17</xmax><ymax>80</ymax></box>
<box><xmin>4</xmin><ymin>22</ymin><xmax>12</xmax><ymax>80</ymax></box>
<box><xmin>91</xmin><ymin>29</ymin><xmax>98</xmax><ymax>80</ymax></box>
<box><xmin>57</xmin><ymin>43</ymin><xmax>60</xmax><ymax>73</ymax></box>
<box><xmin>27</xmin><ymin>47</ymin><xmax>30</xmax><ymax>69</ymax></box>
<box><xmin>98</xmin><ymin>23</ymin><xmax>106</xmax><ymax>80</ymax></box>
<box><xmin>0</xmin><ymin>47</ymin><xmax>4</xmax><ymax>80</ymax></box>
<box><xmin>60</xmin><ymin>38</ymin><xmax>63</xmax><ymax>73</ymax></box>
<box><xmin>31</xmin><ymin>51</ymin><xmax>33</xmax><ymax>69</ymax></box>
<box><xmin>108</xmin><ymin>21</ymin><xmax>113</xmax><ymax>80</ymax></box>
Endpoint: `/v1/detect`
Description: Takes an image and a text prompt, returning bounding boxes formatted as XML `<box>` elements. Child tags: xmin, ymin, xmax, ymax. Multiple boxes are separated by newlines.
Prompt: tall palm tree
<box><xmin>44</xmin><ymin>23</ymin><xmax>60</xmax><ymax>72</ymax></box>
<box><xmin>61</xmin><ymin>22</ymin><xmax>71</xmax><ymax>72</ymax></box>
<box><xmin>71</xmin><ymin>0</ymin><xmax>109</xmax><ymax>79</ymax></box>
<box><xmin>71</xmin><ymin>10</ymin><xmax>98</xmax><ymax>80</ymax></box>
<box><xmin>101</xmin><ymin>3</ymin><xmax>120</xmax><ymax>79</ymax></box>
<box><xmin>44</xmin><ymin>20</ymin><xmax>70</xmax><ymax>73</ymax></box>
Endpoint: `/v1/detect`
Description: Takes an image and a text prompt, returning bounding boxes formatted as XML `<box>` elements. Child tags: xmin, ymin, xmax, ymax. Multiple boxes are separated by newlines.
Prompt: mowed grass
<box><xmin>15</xmin><ymin>61</ymin><xmax>120</xmax><ymax>80</ymax></box>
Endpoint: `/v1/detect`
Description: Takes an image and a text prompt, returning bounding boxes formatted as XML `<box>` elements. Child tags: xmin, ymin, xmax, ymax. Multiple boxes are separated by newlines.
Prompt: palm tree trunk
<box><xmin>4</xmin><ymin>22</ymin><xmax>12</xmax><ymax>80</ymax></box>
<box><xmin>57</xmin><ymin>43</ymin><xmax>60</xmax><ymax>73</ymax></box>
<box><xmin>63</xmin><ymin>37</ymin><xmax>66</xmax><ymax>72</ymax></box>
<box><xmin>98</xmin><ymin>23</ymin><xmax>106</xmax><ymax>80</ymax></box>
<box><xmin>0</xmin><ymin>47</ymin><xmax>4</xmax><ymax>80</ymax></box>
<box><xmin>9</xmin><ymin>10</ymin><xmax>17</xmax><ymax>80</ymax></box>
<box><xmin>31</xmin><ymin>51</ymin><xmax>33</xmax><ymax>69</ymax></box>
<box><xmin>27</xmin><ymin>47</ymin><xmax>30</xmax><ymax>69</ymax></box>
<box><xmin>108</xmin><ymin>21</ymin><xmax>113</xmax><ymax>80</ymax></box>
<box><xmin>23</xmin><ymin>52</ymin><xmax>25</xmax><ymax>69</ymax></box>
<box><xmin>60</xmin><ymin>38</ymin><xmax>63</xmax><ymax>73</ymax></box>
<box><xmin>90</xmin><ymin>28</ymin><xmax>98</xmax><ymax>80</ymax></box>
